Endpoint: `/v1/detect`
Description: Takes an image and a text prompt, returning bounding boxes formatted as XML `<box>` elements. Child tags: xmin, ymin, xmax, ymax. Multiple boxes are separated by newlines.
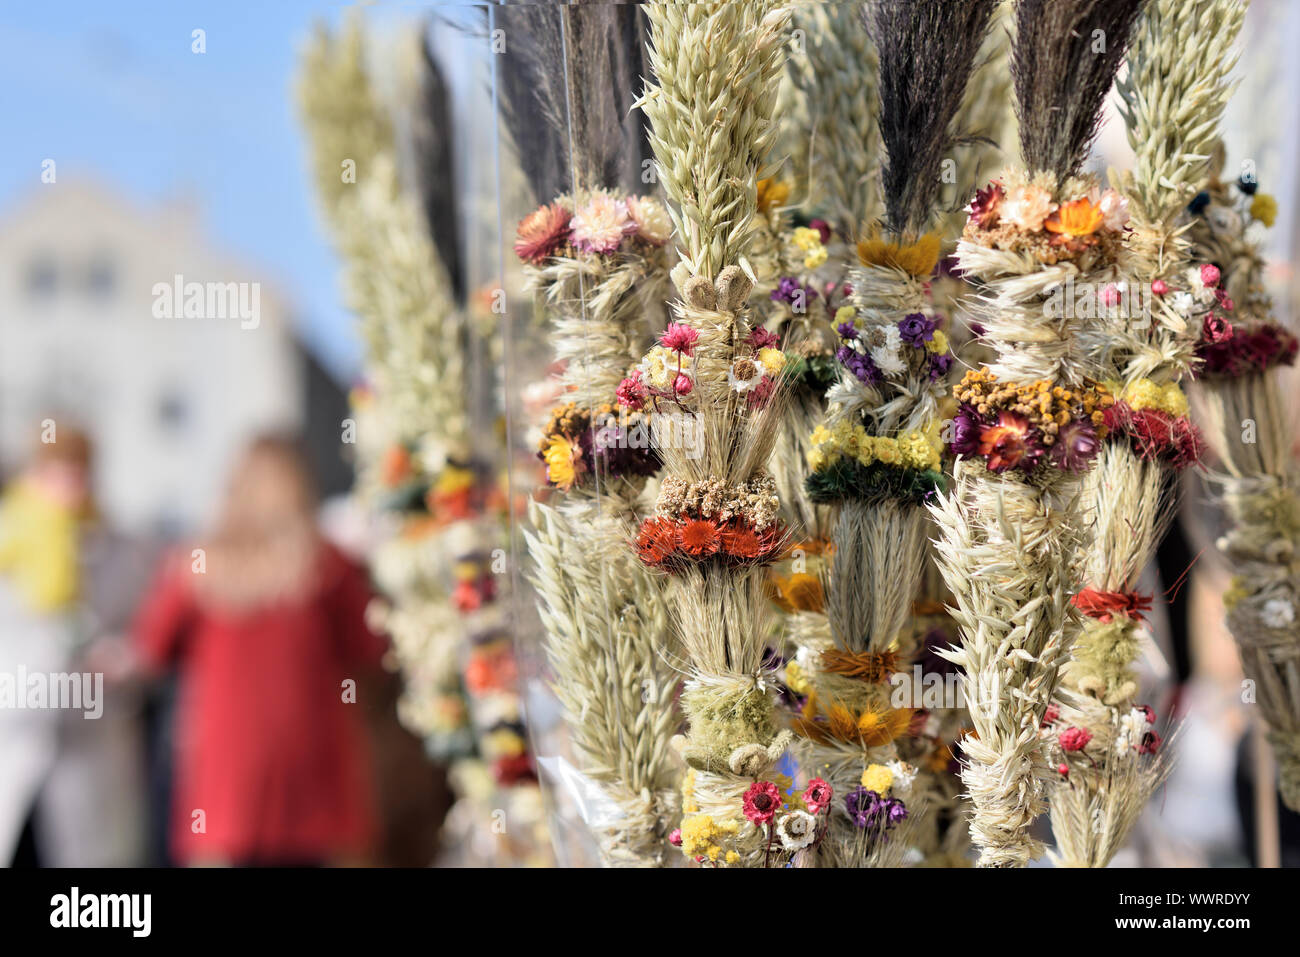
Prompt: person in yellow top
<box><xmin>0</xmin><ymin>431</ymin><xmax>93</xmax><ymax>613</ymax></box>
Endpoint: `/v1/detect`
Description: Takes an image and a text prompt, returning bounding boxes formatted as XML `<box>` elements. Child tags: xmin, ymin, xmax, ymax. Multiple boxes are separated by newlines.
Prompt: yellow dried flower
<box><xmin>861</xmin><ymin>763</ymin><xmax>894</xmax><ymax>794</ymax></box>
<box><xmin>1251</xmin><ymin>193</ymin><xmax>1277</xmax><ymax>228</ymax></box>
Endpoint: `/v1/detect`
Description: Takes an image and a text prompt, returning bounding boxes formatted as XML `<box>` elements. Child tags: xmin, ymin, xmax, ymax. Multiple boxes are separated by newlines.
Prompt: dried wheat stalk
<box><xmin>637</xmin><ymin>0</ymin><xmax>795</xmax><ymax>867</ymax></box>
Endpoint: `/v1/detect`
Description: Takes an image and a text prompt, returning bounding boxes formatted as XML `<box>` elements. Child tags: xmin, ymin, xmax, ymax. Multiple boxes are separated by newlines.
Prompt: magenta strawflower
<box><xmin>742</xmin><ymin>780</ymin><xmax>783</xmax><ymax>825</ymax></box>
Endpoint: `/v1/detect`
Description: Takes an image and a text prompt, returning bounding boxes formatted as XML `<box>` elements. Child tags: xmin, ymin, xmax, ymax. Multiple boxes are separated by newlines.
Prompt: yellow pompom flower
<box><xmin>804</xmin><ymin>246</ymin><xmax>828</xmax><ymax>270</ymax></box>
<box><xmin>757</xmin><ymin>348</ymin><xmax>787</xmax><ymax>375</ymax></box>
<box><xmin>1223</xmin><ymin>575</ymin><xmax>1250</xmax><ymax>611</ymax></box>
<box><xmin>1251</xmin><ymin>193</ymin><xmax>1278</xmax><ymax>228</ymax></box>
<box><xmin>835</xmin><ymin>305</ymin><xmax>857</xmax><ymax>325</ymax></box>
<box><xmin>861</xmin><ymin>763</ymin><xmax>894</xmax><ymax>794</ymax></box>
<box><xmin>926</xmin><ymin>329</ymin><xmax>949</xmax><ymax>354</ymax></box>
<box><xmin>1161</xmin><ymin>383</ymin><xmax>1189</xmax><ymax>418</ymax></box>
<box><xmin>725</xmin><ymin>851</ymin><xmax>740</xmax><ymax>865</ymax></box>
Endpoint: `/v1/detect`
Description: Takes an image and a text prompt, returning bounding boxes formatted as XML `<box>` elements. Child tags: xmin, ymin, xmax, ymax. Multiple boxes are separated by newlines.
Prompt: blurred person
<box><xmin>132</xmin><ymin>434</ymin><xmax>387</xmax><ymax>866</ymax></box>
<box><xmin>0</xmin><ymin>426</ymin><xmax>149</xmax><ymax>866</ymax></box>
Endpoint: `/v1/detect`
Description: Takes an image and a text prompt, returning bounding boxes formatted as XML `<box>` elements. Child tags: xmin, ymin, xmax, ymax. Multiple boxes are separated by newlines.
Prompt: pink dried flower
<box><xmin>749</xmin><ymin>326</ymin><xmax>780</xmax><ymax>350</ymax></box>
<box><xmin>673</xmin><ymin>373</ymin><xmax>693</xmax><ymax>396</ymax></box>
<box><xmin>1200</xmin><ymin>263</ymin><xmax>1221</xmax><ymax>288</ymax></box>
<box><xmin>1058</xmin><ymin>726</ymin><xmax>1093</xmax><ymax>752</ymax></box>
<box><xmin>802</xmin><ymin>777</ymin><xmax>833</xmax><ymax>814</ymax></box>
<box><xmin>660</xmin><ymin>322</ymin><xmax>699</xmax><ymax>355</ymax></box>
<box><xmin>1151</xmin><ymin>279</ymin><xmax>1169</xmax><ymax>296</ymax></box>
<box><xmin>668</xmin><ymin>828</ymin><xmax>682</xmax><ymax>847</ymax></box>
<box><xmin>571</xmin><ymin>192</ymin><xmax>636</xmax><ymax>255</ymax></box>
<box><xmin>616</xmin><ymin>370</ymin><xmax>647</xmax><ymax>410</ymax></box>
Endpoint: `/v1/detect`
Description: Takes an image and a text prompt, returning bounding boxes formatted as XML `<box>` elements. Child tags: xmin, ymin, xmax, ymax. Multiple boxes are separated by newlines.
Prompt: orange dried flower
<box><xmin>721</xmin><ymin>520</ymin><xmax>763</xmax><ymax>559</ymax></box>
<box><xmin>679</xmin><ymin>518</ymin><xmax>722</xmax><ymax>557</ymax></box>
<box><xmin>1044</xmin><ymin>197</ymin><xmax>1104</xmax><ymax>241</ymax></box>
<box><xmin>636</xmin><ymin>517</ymin><xmax>678</xmax><ymax>565</ymax></box>
<box><xmin>514</xmin><ymin>202</ymin><xmax>572</xmax><ymax>264</ymax></box>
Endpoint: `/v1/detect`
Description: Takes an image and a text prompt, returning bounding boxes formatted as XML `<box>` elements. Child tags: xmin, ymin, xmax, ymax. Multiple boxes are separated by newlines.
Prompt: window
<box><xmin>25</xmin><ymin>254</ymin><xmax>57</xmax><ymax>299</ymax></box>
<box><xmin>85</xmin><ymin>255</ymin><xmax>116</xmax><ymax>300</ymax></box>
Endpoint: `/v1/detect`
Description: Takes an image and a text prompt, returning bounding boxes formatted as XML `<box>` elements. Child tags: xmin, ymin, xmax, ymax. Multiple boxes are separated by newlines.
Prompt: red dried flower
<box><xmin>1139</xmin><ymin>729</ymin><xmax>1162</xmax><ymax>755</ymax></box>
<box><xmin>977</xmin><ymin>411</ymin><xmax>1033</xmax><ymax>472</ymax></box>
<box><xmin>679</xmin><ymin>518</ymin><xmax>722</xmax><ymax>557</ymax></box>
<box><xmin>514</xmin><ymin>202</ymin><xmax>571</xmax><ymax>264</ymax></box>
<box><xmin>1058</xmin><ymin>726</ymin><xmax>1093</xmax><ymax>752</ymax></box>
<box><xmin>968</xmin><ymin>182</ymin><xmax>1004</xmax><ymax>227</ymax></box>
<box><xmin>1042</xmin><ymin>703</ymin><xmax>1060</xmax><ymax>727</ymax></box>
<box><xmin>748</xmin><ymin>327</ymin><xmax>780</xmax><ymax>350</ymax></box>
<box><xmin>742</xmin><ymin>780</ymin><xmax>783</xmax><ymax>825</ymax></box>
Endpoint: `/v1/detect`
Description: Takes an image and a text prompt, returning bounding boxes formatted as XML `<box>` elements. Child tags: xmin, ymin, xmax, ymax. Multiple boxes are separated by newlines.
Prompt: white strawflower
<box><xmin>1262</xmin><ymin>598</ymin><xmax>1295</xmax><ymax>629</ymax></box>
<box><xmin>775</xmin><ymin>809</ymin><xmax>817</xmax><ymax>851</ymax></box>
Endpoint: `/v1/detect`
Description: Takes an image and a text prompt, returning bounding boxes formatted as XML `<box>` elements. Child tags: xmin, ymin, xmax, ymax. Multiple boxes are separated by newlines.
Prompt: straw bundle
<box><xmin>1045</xmin><ymin>0</ymin><xmax>1242</xmax><ymax>867</ymax></box>
<box><xmin>929</xmin><ymin>0</ymin><xmax>1145</xmax><ymax>867</ymax></box>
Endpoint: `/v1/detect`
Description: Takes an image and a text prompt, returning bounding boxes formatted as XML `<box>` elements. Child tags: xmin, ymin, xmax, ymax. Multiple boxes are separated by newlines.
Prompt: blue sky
<box><xmin>0</xmin><ymin>1</ymin><xmax>476</xmax><ymax>380</ymax></box>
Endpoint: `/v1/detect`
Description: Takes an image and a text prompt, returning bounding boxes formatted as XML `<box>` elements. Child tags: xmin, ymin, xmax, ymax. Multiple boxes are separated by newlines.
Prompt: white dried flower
<box><xmin>1001</xmin><ymin>183</ymin><xmax>1055</xmax><ymax>231</ymax></box>
<box><xmin>727</xmin><ymin>356</ymin><xmax>767</xmax><ymax>392</ymax></box>
<box><xmin>1097</xmin><ymin>188</ymin><xmax>1130</xmax><ymax>231</ymax></box>
<box><xmin>871</xmin><ymin>325</ymin><xmax>906</xmax><ymax>377</ymax></box>
<box><xmin>1262</xmin><ymin>598</ymin><xmax>1295</xmax><ymax>629</ymax></box>
<box><xmin>775</xmin><ymin>809</ymin><xmax>817</xmax><ymax>851</ymax></box>
<box><xmin>627</xmin><ymin>195</ymin><xmax>672</xmax><ymax>245</ymax></box>
<box><xmin>886</xmin><ymin>760</ymin><xmax>917</xmax><ymax>796</ymax></box>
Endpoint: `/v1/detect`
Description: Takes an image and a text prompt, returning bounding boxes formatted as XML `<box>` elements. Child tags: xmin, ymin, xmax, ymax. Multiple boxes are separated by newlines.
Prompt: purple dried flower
<box><xmin>886</xmin><ymin>798</ymin><xmax>909</xmax><ymax>825</ymax></box>
<box><xmin>928</xmin><ymin>352</ymin><xmax>953</xmax><ymax>381</ymax></box>
<box><xmin>837</xmin><ymin>321</ymin><xmax>859</xmax><ymax>340</ymax></box>
<box><xmin>898</xmin><ymin>312</ymin><xmax>938</xmax><ymax>347</ymax></box>
<box><xmin>1049</xmin><ymin>419</ymin><xmax>1099</xmax><ymax>473</ymax></box>
<box><xmin>770</xmin><ymin>277</ymin><xmax>818</xmax><ymax>307</ymax></box>
<box><xmin>949</xmin><ymin>404</ymin><xmax>982</xmax><ymax>456</ymax></box>
<box><xmin>845</xmin><ymin>787</ymin><xmax>882</xmax><ymax>829</ymax></box>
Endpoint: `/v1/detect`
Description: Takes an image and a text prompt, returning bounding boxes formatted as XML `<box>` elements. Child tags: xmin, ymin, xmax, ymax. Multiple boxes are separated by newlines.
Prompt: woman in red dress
<box><xmin>134</xmin><ymin>435</ymin><xmax>387</xmax><ymax>866</ymax></box>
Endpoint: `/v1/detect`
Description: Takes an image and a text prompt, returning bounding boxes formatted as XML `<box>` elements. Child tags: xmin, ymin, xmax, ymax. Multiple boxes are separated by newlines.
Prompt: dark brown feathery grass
<box><xmin>411</xmin><ymin>29</ymin><xmax>464</xmax><ymax>304</ymax></box>
<box><xmin>493</xmin><ymin>1</ymin><xmax>653</xmax><ymax>200</ymax></box>
<box><xmin>867</xmin><ymin>0</ymin><xmax>999</xmax><ymax>235</ymax></box>
<box><xmin>1012</xmin><ymin>0</ymin><xmax>1146</xmax><ymax>183</ymax></box>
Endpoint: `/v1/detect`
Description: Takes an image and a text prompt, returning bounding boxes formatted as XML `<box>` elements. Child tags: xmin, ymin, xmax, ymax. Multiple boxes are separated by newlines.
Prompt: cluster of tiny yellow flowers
<box><xmin>806</xmin><ymin>420</ymin><xmax>942</xmax><ymax>473</ymax></box>
<box><xmin>926</xmin><ymin>330</ymin><xmax>949</xmax><ymax>354</ymax></box>
<box><xmin>679</xmin><ymin>814</ymin><xmax>740</xmax><ymax>863</ymax></box>
<box><xmin>792</xmin><ymin>226</ymin><xmax>828</xmax><ymax>270</ymax></box>
<box><xmin>682</xmin><ymin>768</ymin><xmax>698</xmax><ymax>814</ymax></box>
<box><xmin>784</xmin><ymin>660</ymin><xmax>812</xmax><ymax>696</ymax></box>
<box><xmin>1106</xmin><ymin>378</ymin><xmax>1189</xmax><ymax>418</ymax></box>
<box><xmin>860</xmin><ymin>763</ymin><xmax>894</xmax><ymax>794</ymax></box>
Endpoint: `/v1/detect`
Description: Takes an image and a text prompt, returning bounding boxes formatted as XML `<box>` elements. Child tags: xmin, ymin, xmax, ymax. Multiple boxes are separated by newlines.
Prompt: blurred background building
<box><xmin>0</xmin><ymin>180</ymin><xmax>351</xmax><ymax>535</ymax></box>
